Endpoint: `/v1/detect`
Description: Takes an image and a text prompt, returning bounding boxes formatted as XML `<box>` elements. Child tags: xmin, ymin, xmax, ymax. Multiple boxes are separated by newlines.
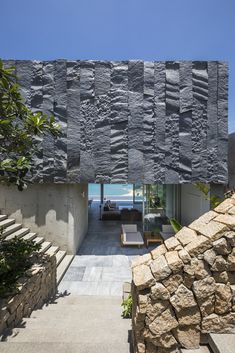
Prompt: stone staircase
<box><xmin>0</xmin><ymin>214</ymin><xmax>74</xmax><ymax>284</ymax></box>
<box><xmin>0</xmin><ymin>296</ymin><xmax>131</xmax><ymax>353</ymax></box>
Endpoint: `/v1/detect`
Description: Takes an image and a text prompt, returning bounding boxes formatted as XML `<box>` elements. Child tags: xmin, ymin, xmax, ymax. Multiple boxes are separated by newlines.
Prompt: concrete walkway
<box><xmin>59</xmin><ymin>202</ymin><xmax>151</xmax><ymax>296</ymax></box>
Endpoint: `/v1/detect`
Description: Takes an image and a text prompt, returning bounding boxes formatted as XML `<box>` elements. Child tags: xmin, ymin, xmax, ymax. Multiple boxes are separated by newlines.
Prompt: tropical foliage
<box><xmin>0</xmin><ymin>235</ymin><xmax>40</xmax><ymax>297</ymax></box>
<box><xmin>195</xmin><ymin>183</ymin><xmax>223</xmax><ymax>209</ymax></box>
<box><xmin>0</xmin><ymin>59</ymin><xmax>60</xmax><ymax>190</ymax></box>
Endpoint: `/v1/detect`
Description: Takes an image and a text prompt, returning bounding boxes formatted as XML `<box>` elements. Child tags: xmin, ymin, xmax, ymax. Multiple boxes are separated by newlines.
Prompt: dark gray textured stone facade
<box><xmin>4</xmin><ymin>60</ymin><xmax>228</xmax><ymax>184</ymax></box>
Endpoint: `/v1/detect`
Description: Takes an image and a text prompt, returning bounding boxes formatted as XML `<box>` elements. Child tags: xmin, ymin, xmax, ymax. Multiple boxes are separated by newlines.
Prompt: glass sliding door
<box><xmin>133</xmin><ymin>183</ymin><xmax>143</xmax><ymax>204</ymax></box>
<box><xmin>143</xmin><ymin>184</ymin><xmax>180</xmax><ymax>232</ymax></box>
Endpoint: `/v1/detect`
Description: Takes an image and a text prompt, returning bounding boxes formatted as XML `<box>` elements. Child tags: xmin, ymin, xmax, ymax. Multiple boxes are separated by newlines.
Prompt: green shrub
<box><xmin>0</xmin><ymin>237</ymin><xmax>40</xmax><ymax>297</ymax></box>
<box><xmin>121</xmin><ymin>294</ymin><xmax>132</xmax><ymax>318</ymax></box>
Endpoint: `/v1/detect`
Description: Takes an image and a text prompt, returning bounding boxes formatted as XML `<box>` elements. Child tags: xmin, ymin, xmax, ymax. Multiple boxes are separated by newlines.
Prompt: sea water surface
<box><xmin>88</xmin><ymin>183</ymin><xmax>134</xmax><ymax>202</ymax></box>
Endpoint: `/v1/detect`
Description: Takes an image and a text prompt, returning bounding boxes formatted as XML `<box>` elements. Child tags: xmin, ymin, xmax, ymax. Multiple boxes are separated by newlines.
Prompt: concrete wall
<box><xmin>180</xmin><ymin>184</ymin><xmax>210</xmax><ymax>225</ymax></box>
<box><xmin>0</xmin><ymin>183</ymin><xmax>88</xmax><ymax>254</ymax></box>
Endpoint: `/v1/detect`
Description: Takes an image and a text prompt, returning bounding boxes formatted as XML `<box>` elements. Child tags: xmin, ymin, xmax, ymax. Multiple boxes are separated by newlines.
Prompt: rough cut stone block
<box><xmin>155</xmin><ymin>333</ymin><xmax>178</xmax><ymax>349</ymax></box>
<box><xmin>227</xmin><ymin>248</ymin><xmax>235</xmax><ymax>271</ymax></box>
<box><xmin>149</xmin><ymin>307</ymin><xmax>178</xmax><ymax>337</ymax></box>
<box><xmin>151</xmin><ymin>244</ymin><xmax>167</xmax><ymax>260</ymax></box>
<box><xmin>143</xmin><ymin>330</ymin><xmax>177</xmax><ymax>349</ymax></box>
<box><xmin>150</xmin><ymin>255</ymin><xmax>172</xmax><ymax>281</ymax></box>
<box><xmin>175</xmin><ymin>227</ymin><xmax>198</xmax><ymax>246</ymax></box>
<box><xmin>173</xmin><ymin>325</ymin><xmax>200</xmax><ymax>349</ymax></box>
<box><xmin>224</xmin><ymin>231</ymin><xmax>235</xmax><ymax>247</ymax></box>
<box><xmin>228</xmin><ymin>272</ymin><xmax>235</xmax><ymax>284</ymax></box>
<box><xmin>138</xmin><ymin>294</ymin><xmax>148</xmax><ymax>314</ymax></box>
<box><xmin>184</xmin><ymin>235</ymin><xmax>211</xmax><ymax>256</ymax></box>
<box><xmin>192</xmin><ymin>258</ymin><xmax>211</xmax><ymax>279</ymax></box>
<box><xmin>170</xmin><ymin>284</ymin><xmax>197</xmax><ymax>312</ymax></box>
<box><xmin>193</xmin><ymin>276</ymin><xmax>216</xmax><ymax>300</ymax></box>
<box><xmin>189</xmin><ymin>210</ymin><xmax>218</xmax><ymax>229</ymax></box>
<box><xmin>201</xmin><ymin>313</ymin><xmax>235</xmax><ymax>333</ymax></box>
<box><xmin>215</xmin><ymin>214</ymin><xmax>235</xmax><ymax>228</ymax></box>
<box><xmin>131</xmin><ymin>253</ymin><xmax>152</xmax><ymax>268</ymax></box>
<box><xmin>164</xmin><ymin>237</ymin><xmax>181</xmax><ymax>251</ymax></box>
<box><xmin>203</xmin><ymin>248</ymin><xmax>217</xmax><ymax>266</ymax></box>
<box><xmin>162</xmin><ymin>274</ymin><xmax>183</xmax><ymax>294</ymax></box>
<box><xmin>133</xmin><ymin>264</ymin><xmax>155</xmax><ymax>290</ymax></box>
<box><xmin>151</xmin><ymin>283</ymin><xmax>170</xmax><ymax>300</ymax></box>
<box><xmin>178</xmin><ymin>249</ymin><xmax>191</xmax><ymax>263</ymax></box>
<box><xmin>184</xmin><ymin>273</ymin><xmax>194</xmax><ymax>289</ymax></box>
<box><xmin>214</xmin><ymin>198</ymin><xmax>235</xmax><ymax>213</ymax></box>
<box><xmin>211</xmin><ymin>255</ymin><xmax>228</xmax><ymax>272</ymax></box>
<box><xmin>176</xmin><ymin>305</ymin><xmax>201</xmax><ymax>325</ymax></box>
<box><xmin>148</xmin><ymin>331</ymin><xmax>177</xmax><ymax>349</ymax></box>
<box><xmin>213</xmin><ymin>237</ymin><xmax>231</xmax><ymax>255</ymax></box>
<box><xmin>228</xmin><ymin>206</ymin><xmax>235</xmax><ymax>215</ymax></box>
<box><xmin>165</xmin><ymin>251</ymin><xmax>183</xmax><ymax>272</ymax></box>
<box><xmin>146</xmin><ymin>300</ymin><xmax>169</xmax><ymax>322</ymax></box>
<box><xmin>213</xmin><ymin>271</ymin><xmax>229</xmax><ymax>284</ymax></box>
<box><xmin>200</xmin><ymin>222</ymin><xmax>228</xmax><ymax>241</ymax></box>
<box><xmin>197</xmin><ymin>295</ymin><xmax>215</xmax><ymax>317</ymax></box>
<box><xmin>215</xmin><ymin>283</ymin><xmax>232</xmax><ymax>315</ymax></box>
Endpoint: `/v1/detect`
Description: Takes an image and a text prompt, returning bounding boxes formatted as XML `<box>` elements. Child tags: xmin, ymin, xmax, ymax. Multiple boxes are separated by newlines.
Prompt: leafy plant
<box><xmin>121</xmin><ymin>294</ymin><xmax>132</xmax><ymax>318</ymax></box>
<box><xmin>170</xmin><ymin>218</ymin><xmax>182</xmax><ymax>233</ymax></box>
<box><xmin>0</xmin><ymin>59</ymin><xmax>60</xmax><ymax>190</ymax></box>
<box><xmin>0</xmin><ymin>237</ymin><xmax>40</xmax><ymax>297</ymax></box>
<box><xmin>195</xmin><ymin>183</ymin><xmax>223</xmax><ymax>209</ymax></box>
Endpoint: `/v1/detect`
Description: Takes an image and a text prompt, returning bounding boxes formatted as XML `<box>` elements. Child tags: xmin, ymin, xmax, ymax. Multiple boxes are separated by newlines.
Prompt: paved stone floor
<box><xmin>59</xmin><ymin>202</ymin><xmax>153</xmax><ymax>296</ymax></box>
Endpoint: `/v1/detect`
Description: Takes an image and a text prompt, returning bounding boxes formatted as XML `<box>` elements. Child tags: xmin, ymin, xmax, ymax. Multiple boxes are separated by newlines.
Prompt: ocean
<box><xmin>88</xmin><ymin>183</ymin><xmax>134</xmax><ymax>202</ymax></box>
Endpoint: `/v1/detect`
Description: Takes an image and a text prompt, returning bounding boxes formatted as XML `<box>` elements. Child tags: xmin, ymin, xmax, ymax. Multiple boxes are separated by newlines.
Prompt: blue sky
<box><xmin>1</xmin><ymin>0</ymin><xmax>235</xmax><ymax>132</ymax></box>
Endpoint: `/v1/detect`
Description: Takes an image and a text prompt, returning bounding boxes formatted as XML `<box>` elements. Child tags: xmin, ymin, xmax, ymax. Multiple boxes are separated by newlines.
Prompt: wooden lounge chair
<box><xmin>121</xmin><ymin>224</ymin><xmax>144</xmax><ymax>247</ymax></box>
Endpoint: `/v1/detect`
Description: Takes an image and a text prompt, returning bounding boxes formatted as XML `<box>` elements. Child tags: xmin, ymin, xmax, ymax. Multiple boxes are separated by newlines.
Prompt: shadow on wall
<box><xmin>228</xmin><ymin>133</ymin><xmax>235</xmax><ymax>189</ymax></box>
<box><xmin>0</xmin><ymin>183</ymin><xmax>89</xmax><ymax>253</ymax></box>
<box><xmin>0</xmin><ymin>183</ymin><xmax>69</xmax><ymax>226</ymax></box>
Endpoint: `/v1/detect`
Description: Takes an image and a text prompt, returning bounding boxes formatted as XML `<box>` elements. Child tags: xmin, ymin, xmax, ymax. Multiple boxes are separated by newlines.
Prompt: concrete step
<box><xmin>0</xmin><ymin>342</ymin><xmax>131</xmax><ymax>353</ymax></box>
<box><xmin>7</xmin><ymin>314</ymin><xmax>130</xmax><ymax>343</ymax></box>
<box><xmin>55</xmin><ymin>250</ymin><xmax>66</xmax><ymax>266</ymax></box>
<box><xmin>39</xmin><ymin>241</ymin><xmax>52</xmax><ymax>254</ymax></box>
<box><xmin>208</xmin><ymin>333</ymin><xmax>235</xmax><ymax>353</ymax></box>
<box><xmin>0</xmin><ymin>218</ymin><xmax>15</xmax><ymax>231</ymax></box>
<box><xmin>22</xmin><ymin>232</ymin><xmax>37</xmax><ymax>241</ymax></box>
<box><xmin>33</xmin><ymin>237</ymin><xmax>44</xmax><ymax>246</ymax></box>
<box><xmin>2</xmin><ymin>223</ymin><xmax>22</xmax><ymax>238</ymax></box>
<box><xmin>0</xmin><ymin>215</ymin><xmax>7</xmax><ymax>222</ymax></box>
<box><xmin>5</xmin><ymin>228</ymin><xmax>29</xmax><ymax>241</ymax></box>
<box><xmin>45</xmin><ymin>245</ymin><xmax>59</xmax><ymax>257</ymax></box>
<box><xmin>56</xmin><ymin>255</ymin><xmax>74</xmax><ymax>284</ymax></box>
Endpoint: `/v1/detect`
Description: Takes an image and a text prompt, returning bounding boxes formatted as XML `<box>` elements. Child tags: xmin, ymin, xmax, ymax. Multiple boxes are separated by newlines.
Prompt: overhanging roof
<box><xmin>4</xmin><ymin>60</ymin><xmax>228</xmax><ymax>184</ymax></box>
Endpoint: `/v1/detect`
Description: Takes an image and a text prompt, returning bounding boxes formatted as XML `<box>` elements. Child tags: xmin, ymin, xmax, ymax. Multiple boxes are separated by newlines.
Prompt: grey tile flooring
<box><xmin>83</xmin><ymin>267</ymin><xmax>103</xmax><ymax>282</ymax></box>
<box><xmin>59</xmin><ymin>201</ymin><xmax>156</xmax><ymax>297</ymax></box>
<box><xmin>62</xmin><ymin>267</ymin><xmax>86</xmax><ymax>281</ymax></box>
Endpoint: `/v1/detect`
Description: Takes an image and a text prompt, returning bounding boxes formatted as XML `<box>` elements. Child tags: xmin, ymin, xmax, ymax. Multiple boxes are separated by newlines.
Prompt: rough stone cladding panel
<box><xmin>9</xmin><ymin>60</ymin><xmax>228</xmax><ymax>184</ymax></box>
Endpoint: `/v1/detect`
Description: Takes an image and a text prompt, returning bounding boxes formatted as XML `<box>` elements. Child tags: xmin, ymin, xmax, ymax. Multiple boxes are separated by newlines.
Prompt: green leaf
<box><xmin>170</xmin><ymin>218</ymin><xmax>182</xmax><ymax>233</ymax></box>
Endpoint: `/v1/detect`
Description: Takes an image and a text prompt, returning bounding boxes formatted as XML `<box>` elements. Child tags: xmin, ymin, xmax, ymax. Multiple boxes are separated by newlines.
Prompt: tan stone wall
<box><xmin>0</xmin><ymin>254</ymin><xmax>57</xmax><ymax>335</ymax></box>
<box><xmin>132</xmin><ymin>194</ymin><xmax>235</xmax><ymax>353</ymax></box>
